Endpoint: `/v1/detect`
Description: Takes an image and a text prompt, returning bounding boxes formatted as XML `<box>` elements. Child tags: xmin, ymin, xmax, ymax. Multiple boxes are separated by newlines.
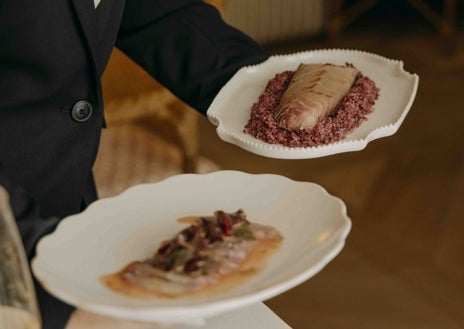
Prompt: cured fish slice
<box><xmin>274</xmin><ymin>63</ymin><xmax>359</xmax><ymax>131</ymax></box>
<box><xmin>101</xmin><ymin>210</ymin><xmax>282</xmax><ymax>297</ymax></box>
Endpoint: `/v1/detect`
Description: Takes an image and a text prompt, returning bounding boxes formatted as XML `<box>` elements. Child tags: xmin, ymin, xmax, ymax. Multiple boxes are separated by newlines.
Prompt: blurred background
<box><xmin>96</xmin><ymin>1</ymin><xmax>464</xmax><ymax>328</ymax></box>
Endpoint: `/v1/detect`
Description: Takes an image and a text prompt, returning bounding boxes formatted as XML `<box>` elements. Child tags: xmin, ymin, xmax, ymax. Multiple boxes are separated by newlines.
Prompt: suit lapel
<box><xmin>70</xmin><ymin>0</ymin><xmax>99</xmax><ymax>62</ymax></box>
<box><xmin>71</xmin><ymin>0</ymin><xmax>124</xmax><ymax>76</ymax></box>
<box><xmin>96</xmin><ymin>0</ymin><xmax>115</xmax><ymax>41</ymax></box>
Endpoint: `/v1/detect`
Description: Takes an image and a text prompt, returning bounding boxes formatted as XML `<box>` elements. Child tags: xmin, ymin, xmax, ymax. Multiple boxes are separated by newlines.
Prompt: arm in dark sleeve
<box><xmin>0</xmin><ymin>168</ymin><xmax>60</xmax><ymax>258</ymax></box>
<box><xmin>116</xmin><ymin>0</ymin><xmax>270</xmax><ymax>114</ymax></box>
<box><xmin>0</xmin><ymin>168</ymin><xmax>74</xmax><ymax>329</ymax></box>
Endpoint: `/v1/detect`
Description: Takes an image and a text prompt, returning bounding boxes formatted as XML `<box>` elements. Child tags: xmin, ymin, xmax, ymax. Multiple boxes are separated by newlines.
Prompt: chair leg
<box><xmin>177</xmin><ymin>110</ymin><xmax>199</xmax><ymax>173</ymax></box>
<box><xmin>161</xmin><ymin>100</ymin><xmax>199</xmax><ymax>173</ymax></box>
<box><xmin>406</xmin><ymin>0</ymin><xmax>457</xmax><ymax>53</ymax></box>
<box><xmin>326</xmin><ymin>0</ymin><xmax>382</xmax><ymax>38</ymax></box>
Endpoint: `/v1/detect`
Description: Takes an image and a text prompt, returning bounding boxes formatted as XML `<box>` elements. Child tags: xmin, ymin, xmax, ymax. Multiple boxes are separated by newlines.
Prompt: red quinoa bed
<box><xmin>243</xmin><ymin>67</ymin><xmax>380</xmax><ymax>148</ymax></box>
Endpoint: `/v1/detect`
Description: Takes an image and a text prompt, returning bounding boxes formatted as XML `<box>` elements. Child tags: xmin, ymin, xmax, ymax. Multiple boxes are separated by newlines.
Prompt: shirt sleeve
<box><xmin>115</xmin><ymin>0</ymin><xmax>270</xmax><ymax>114</ymax></box>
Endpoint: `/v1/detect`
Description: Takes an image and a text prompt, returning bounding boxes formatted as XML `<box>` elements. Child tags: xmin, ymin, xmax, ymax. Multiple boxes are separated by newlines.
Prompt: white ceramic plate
<box><xmin>32</xmin><ymin>171</ymin><xmax>350</xmax><ymax>325</ymax></box>
<box><xmin>207</xmin><ymin>49</ymin><xmax>419</xmax><ymax>159</ymax></box>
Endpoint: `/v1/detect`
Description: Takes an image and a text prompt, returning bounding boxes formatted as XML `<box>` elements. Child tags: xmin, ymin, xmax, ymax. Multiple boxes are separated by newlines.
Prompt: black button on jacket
<box><xmin>0</xmin><ymin>1</ymin><xmax>269</xmax><ymax>328</ymax></box>
<box><xmin>71</xmin><ymin>100</ymin><xmax>93</xmax><ymax>122</ymax></box>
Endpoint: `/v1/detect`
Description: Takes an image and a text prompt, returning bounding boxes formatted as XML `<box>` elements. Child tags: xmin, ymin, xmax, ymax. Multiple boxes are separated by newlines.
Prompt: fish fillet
<box><xmin>274</xmin><ymin>63</ymin><xmax>359</xmax><ymax>130</ymax></box>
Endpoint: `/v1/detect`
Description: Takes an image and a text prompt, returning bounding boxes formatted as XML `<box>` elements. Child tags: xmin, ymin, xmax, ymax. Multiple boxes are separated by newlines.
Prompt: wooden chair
<box><xmin>325</xmin><ymin>0</ymin><xmax>457</xmax><ymax>53</ymax></box>
<box><xmin>102</xmin><ymin>0</ymin><xmax>227</xmax><ymax>173</ymax></box>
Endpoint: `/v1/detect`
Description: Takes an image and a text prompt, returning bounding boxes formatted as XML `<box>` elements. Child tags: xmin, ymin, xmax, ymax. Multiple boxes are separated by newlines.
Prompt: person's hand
<box><xmin>65</xmin><ymin>309</ymin><xmax>182</xmax><ymax>329</ymax></box>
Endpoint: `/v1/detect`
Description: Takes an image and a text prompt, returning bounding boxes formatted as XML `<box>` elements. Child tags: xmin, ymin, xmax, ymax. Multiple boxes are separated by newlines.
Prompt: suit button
<box><xmin>71</xmin><ymin>100</ymin><xmax>93</xmax><ymax>122</ymax></box>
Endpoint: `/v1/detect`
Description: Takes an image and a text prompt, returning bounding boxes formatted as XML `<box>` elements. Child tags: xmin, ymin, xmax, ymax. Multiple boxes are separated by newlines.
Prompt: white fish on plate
<box><xmin>102</xmin><ymin>210</ymin><xmax>282</xmax><ymax>297</ymax></box>
<box><xmin>274</xmin><ymin>63</ymin><xmax>359</xmax><ymax>131</ymax></box>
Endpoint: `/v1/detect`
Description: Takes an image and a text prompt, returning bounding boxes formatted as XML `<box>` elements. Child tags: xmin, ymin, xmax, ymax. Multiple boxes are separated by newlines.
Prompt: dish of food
<box><xmin>207</xmin><ymin>49</ymin><xmax>419</xmax><ymax>159</ymax></box>
<box><xmin>102</xmin><ymin>209</ymin><xmax>283</xmax><ymax>298</ymax></box>
<box><xmin>244</xmin><ymin>62</ymin><xmax>380</xmax><ymax>147</ymax></box>
<box><xmin>32</xmin><ymin>171</ymin><xmax>350</xmax><ymax>325</ymax></box>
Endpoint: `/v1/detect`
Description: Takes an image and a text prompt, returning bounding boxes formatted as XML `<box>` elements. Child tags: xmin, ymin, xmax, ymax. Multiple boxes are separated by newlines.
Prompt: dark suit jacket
<box><xmin>0</xmin><ymin>1</ymin><xmax>269</xmax><ymax>328</ymax></box>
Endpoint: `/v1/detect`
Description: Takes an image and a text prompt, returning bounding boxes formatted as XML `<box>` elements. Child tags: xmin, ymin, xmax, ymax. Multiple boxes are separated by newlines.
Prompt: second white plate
<box><xmin>32</xmin><ymin>171</ymin><xmax>350</xmax><ymax>325</ymax></box>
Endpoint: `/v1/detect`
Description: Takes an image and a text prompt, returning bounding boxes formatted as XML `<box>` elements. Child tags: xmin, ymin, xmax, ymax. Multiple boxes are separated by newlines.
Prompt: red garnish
<box><xmin>216</xmin><ymin>210</ymin><xmax>232</xmax><ymax>236</ymax></box>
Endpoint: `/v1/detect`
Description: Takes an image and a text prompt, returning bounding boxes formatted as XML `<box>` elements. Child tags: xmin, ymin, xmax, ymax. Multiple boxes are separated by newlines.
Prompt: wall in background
<box><xmin>223</xmin><ymin>0</ymin><xmax>325</xmax><ymax>45</ymax></box>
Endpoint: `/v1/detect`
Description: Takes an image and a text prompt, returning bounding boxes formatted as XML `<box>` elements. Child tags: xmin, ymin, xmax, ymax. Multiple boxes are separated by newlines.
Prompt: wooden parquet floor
<box><xmin>197</xmin><ymin>23</ymin><xmax>464</xmax><ymax>329</ymax></box>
